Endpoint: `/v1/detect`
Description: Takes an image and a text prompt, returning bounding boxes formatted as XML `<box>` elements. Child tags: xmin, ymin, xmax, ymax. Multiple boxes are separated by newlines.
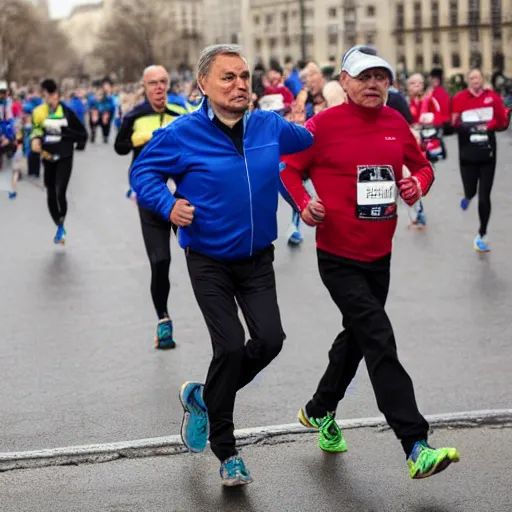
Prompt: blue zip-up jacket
<box><xmin>130</xmin><ymin>100</ymin><xmax>313</xmax><ymax>261</ymax></box>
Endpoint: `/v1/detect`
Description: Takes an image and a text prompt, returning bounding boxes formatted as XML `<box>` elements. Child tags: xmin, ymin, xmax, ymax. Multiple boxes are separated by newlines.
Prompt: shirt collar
<box><xmin>206</xmin><ymin>99</ymin><xmax>250</xmax><ymax>130</ymax></box>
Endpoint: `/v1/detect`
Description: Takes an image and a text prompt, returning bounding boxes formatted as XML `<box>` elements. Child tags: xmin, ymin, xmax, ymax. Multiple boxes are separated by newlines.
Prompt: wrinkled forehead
<box><xmin>144</xmin><ymin>68</ymin><xmax>169</xmax><ymax>83</ymax></box>
<box><xmin>212</xmin><ymin>54</ymin><xmax>250</xmax><ymax>74</ymax></box>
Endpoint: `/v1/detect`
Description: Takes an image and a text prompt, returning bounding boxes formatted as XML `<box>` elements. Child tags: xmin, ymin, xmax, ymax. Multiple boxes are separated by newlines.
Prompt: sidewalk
<box><xmin>1</xmin><ymin>425</ymin><xmax>510</xmax><ymax>512</ymax></box>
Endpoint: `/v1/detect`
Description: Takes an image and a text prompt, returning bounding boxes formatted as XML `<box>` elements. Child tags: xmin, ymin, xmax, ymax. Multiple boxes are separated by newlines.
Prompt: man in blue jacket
<box><xmin>131</xmin><ymin>44</ymin><xmax>313</xmax><ymax>487</ymax></box>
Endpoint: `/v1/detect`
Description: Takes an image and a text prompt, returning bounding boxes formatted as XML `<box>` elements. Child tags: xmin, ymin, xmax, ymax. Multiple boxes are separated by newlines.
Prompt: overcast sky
<box><xmin>49</xmin><ymin>0</ymin><xmax>102</xmax><ymax>19</ymax></box>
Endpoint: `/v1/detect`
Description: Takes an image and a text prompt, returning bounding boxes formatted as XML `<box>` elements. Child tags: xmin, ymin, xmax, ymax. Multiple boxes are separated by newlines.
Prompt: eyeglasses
<box><xmin>146</xmin><ymin>79</ymin><xmax>169</xmax><ymax>88</ymax></box>
<box><xmin>355</xmin><ymin>71</ymin><xmax>389</xmax><ymax>83</ymax></box>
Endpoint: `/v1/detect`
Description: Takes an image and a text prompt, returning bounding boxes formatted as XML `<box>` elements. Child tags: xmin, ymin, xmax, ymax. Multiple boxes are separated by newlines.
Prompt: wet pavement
<box><xmin>1</xmin><ymin>133</ymin><xmax>512</xmax><ymax>453</ymax></box>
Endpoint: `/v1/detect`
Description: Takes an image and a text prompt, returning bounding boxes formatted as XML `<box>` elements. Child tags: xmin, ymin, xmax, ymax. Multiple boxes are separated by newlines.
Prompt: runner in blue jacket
<box><xmin>130</xmin><ymin>44</ymin><xmax>313</xmax><ymax>487</ymax></box>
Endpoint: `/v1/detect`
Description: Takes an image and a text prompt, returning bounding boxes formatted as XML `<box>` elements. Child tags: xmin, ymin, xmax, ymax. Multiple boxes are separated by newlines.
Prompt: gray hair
<box><xmin>197</xmin><ymin>44</ymin><xmax>247</xmax><ymax>80</ymax></box>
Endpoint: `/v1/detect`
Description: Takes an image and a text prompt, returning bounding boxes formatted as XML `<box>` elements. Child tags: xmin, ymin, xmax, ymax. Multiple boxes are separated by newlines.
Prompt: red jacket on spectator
<box><xmin>431</xmin><ymin>85</ymin><xmax>451</xmax><ymax>125</ymax></box>
<box><xmin>409</xmin><ymin>95</ymin><xmax>442</xmax><ymax>126</ymax></box>
<box><xmin>263</xmin><ymin>86</ymin><xmax>294</xmax><ymax>109</ymax></box>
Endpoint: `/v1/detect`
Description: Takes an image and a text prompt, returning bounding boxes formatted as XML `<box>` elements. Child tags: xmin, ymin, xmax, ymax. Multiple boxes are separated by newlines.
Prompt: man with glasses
<box><xmin>280</xmin><ymin>46</ymin><xmax>459</xmax><ymax>480</ymax></box>
<box><xmin>115</xmin><ymin>65</ymin><xmax>188</xmax><ymax>349</ymax></box>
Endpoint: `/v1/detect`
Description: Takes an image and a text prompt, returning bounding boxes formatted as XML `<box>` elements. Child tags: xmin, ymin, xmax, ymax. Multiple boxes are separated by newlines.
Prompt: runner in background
<box><xmin>115</xmin><ymin>65</ymin><xmax>188</xmax><ymax>349</ymax></box>
<box><xmin>452</xmin><ymin>68</ymin><xmax>508</xmax><ymax>253</ymax></box>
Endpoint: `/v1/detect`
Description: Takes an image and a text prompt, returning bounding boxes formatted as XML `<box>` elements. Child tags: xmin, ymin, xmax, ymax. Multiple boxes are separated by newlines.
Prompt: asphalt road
<box><xmin>1</xmin><ymin>426</ymin><xmax>511</xmax><ymax>511</ymax></box>
<box><xmin>1</xmin><ymin>134</ymin><xmax>512</xmax><ymax>453</ymax></box>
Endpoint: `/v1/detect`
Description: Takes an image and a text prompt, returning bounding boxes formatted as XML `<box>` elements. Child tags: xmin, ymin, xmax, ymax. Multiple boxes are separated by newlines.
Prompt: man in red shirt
<box><xmin>280</xmin><ymin>45</ymin><xmax>459</xmax><ymax>480</ymax></box>
<box><xmin>452</xmin><ymin>68</ymin><xmax>508</xmax><ymax>252</ymax></box>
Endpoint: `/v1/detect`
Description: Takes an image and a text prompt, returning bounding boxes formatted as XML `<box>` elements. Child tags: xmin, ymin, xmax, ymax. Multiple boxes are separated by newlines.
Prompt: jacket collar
<box><xmin>201</xmin><ymin>98</ymin><xmax>251</xmax><ymax>130</ymax></box>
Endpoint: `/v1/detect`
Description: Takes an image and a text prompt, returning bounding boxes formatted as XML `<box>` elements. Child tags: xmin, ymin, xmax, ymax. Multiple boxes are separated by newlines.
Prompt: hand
<box><xmin>0</xmin><ymin>136</ymin><xmax>9</xmax><ymax>147</ymax></box>
<box><xmin>301</xmin><ymin>198</ymin><xmax>325</xmax><ymax>226</ymax></box>
<box><xmin>398</xmin><ymin>177</ymin><xmax>421</xmax><ymax>206</ymax></box>
<box><xmin>31</xmin><ymin>138</ymin><xmax>42</xmax><ymax>153</ymax></box>
<box><xmin>170</xmin><ymin>198</ymin><xmax>195</xmax><ymax>227</ymax></box>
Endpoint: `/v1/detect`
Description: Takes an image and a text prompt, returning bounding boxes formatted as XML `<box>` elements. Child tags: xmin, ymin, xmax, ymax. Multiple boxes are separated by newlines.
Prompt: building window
<box><xmin>432</xmin><ymin>30</ymin><xmax>440</xmax><ymax>43</ymax></box>
<box><xmin>433</xmin><ymin>53</ymin><xmax>441</xmax><ymax>65</ymax></box>
<box><xmin>491</xmin><ymin>0</ymin><xmax>502</xmax><ymax>40</ymax></box>
<box><xmin>366</xmin><ymin>5</ymin><xmax>376</xmax><ymax>17</ymax></box>
<box><xmin>305</xmin><ymin>8</ymin><xmax>314</xmax><ymax>18</ymax></box>
<box><xmin>253</xmin><ymin>15</ymin><xmax>260</xmax><ymax>25</ymax></box>
<box><xmin>269</xmin><ymin>37</ymin><xmax>277</xmax><ymax>48</ymax></box>
<box><xmin>255</xmin><ymin>38</ymin><xmax>262</xmax><ymax>51</ymax></box>
<box><xmin>415</xmin><ymin>32</ymin><xmax>423</xmax><ymax>44</ymax></box>
<box><xmin>452</xmin><ymin>53</ymin><xmax>461</xmax><ymax>68</ymax></box>
<box><xmin>493</xmin><ymin>52</ymin><xmax>504</xmax><ymax>70</ymax></box>
<box><xmin>396</xmin><ymin>3</ymin><xmax>404</xmax><ymax>30</ymax></box>
<box><xmin>305</xmin><ymin>34</ymin><xmax>314</xmax><ymax>44</ymax></box>
<box><xmin>397</xmin><ymin>33</ymin><xmax>404</xmax><ymax>46</ymax></box>
<box><xmin>328</xmin><ymin>33</ymin><xmax>338</xmax><ymax>45</ymax></box>
<box><xmin>449</xmin><ymin>31</ymin><xmax>459</xmax><ymax>43</ymax></box>
<box><xmin>449</xmin><ymin>0</ymin><xmax>458</xmax><ymax>26</ymax></box>
<box><xmin>284</xmin><ymin>35</ymin><xmax>291</xmax><ymax>47</ymax></box>
<box><xmin>328</xmin><ymin>7</ymin><xmax>337</xmax><ymax>18</ymax></box>
<box><xmin>468</xmin><ymin>0</ymin><xmax>480</xmax><ymax>26</ymax></box>
<box><xmin>469</xmin><ymin>28</ymin><xmax>480</xmax><ymax>42</ymax></box>
<box><xmin>470</xmin><ymin>51</ymin><xmax>482</xmax><ymax>68</ymax></box>
<box><xmin>415</xmin><ymin>54</ymin><xmax>424</xmax><ymax>69</ymax></box>
<box><xmin>281</xmin><ymin>11</ymin><xmax>288</xmax><ymax>23</ymax></box>
<box><xmin>365</xmin><ymin>32</ymin><xmax>375</xmax><ymax>45</ymax></box>
<box><xmin>413</xmin><ymin>2</ymin><xmax>421</xmax><ymax>27</ymax></box>
<box><xmin>231</xmin><ymin>34</ymin><xmax>238</xmax><ymax>44</ymax></box>
<box><xmin>431</xmin><ymin>1</ymin><xmax>439</xmax><ymax>28</ymax></box>
<box><xmin>265</xmin><ymin>14</ymin><xmax>273</xmax><ymax>25</ymax></box>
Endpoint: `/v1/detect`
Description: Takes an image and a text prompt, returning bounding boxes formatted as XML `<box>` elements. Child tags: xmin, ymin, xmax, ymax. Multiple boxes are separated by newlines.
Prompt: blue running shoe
<box><xmin>155</xmin><ymin>318</ymin><xmax>176</xmax><ymax>349</ymax></box>
<box><xmin>416</xmin><ymin>211</ymin><xmax>426</xmax><ymax>226</ymax></box>
<box><xmin>179</xmin><ymin>382</ymin><xmax>208</xmax><ymax>453</ymax></box>
<box><xmin>220</xmin><ymin>456</ymin><xmax>253</xmax><ymax>486</ymax></box>
<box><xmin>460</xmin><ymin>198</ymin><xmax>470</xmax><ymax>211</ymax></box>
<box><xmin>54</xmin><ymin>225</ymin><xmax>66</xmax><ymax>245</ymax></box>
<box><xmin>8</xmin><ymin>191</ymin><xmax>17</xmax><ymax>200</ymax></box>
<box><xmin>474</xmin><ymin>235</ymin><xmax>490</xmax><ymax>253</ymax></box>
<box><xmin>287</xmin><ymin>211</ymin><xmax>303</xmax><ymax>245</ymax></box>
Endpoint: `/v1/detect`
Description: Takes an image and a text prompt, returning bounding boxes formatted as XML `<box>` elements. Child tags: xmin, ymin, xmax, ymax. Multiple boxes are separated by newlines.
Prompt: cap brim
<box><xmin>343</xmin><ymin>54</ymin><xmax>394</xmax><ymax>81</ymax></box>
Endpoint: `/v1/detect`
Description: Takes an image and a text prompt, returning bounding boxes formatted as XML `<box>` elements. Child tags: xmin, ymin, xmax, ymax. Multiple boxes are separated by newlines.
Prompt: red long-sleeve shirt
<box><xmin>409</xmin><ymin>95</ymin><xmax>442</xmax><ymax>126</ymax></box>
<box><xmin>280</xmin><ymin>101</ymin><xmax>434</xmax><ymax>262</ymax></box>
<box><xmin>451</xmin><ymin>88</ymin><xmax>508</xmax><ymax>131</ymax></box>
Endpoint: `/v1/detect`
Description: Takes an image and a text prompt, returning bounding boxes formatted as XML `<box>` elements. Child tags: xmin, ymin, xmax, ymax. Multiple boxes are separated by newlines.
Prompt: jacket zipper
<box><xmin>209</xmin><ymin>118</ymin><xmax>254</xmax><ymax>257</ymax></box>
<box><xmin>243</xmin><ymin>155</ymin><xmax>254</xmax><ymax>256</ymax></box>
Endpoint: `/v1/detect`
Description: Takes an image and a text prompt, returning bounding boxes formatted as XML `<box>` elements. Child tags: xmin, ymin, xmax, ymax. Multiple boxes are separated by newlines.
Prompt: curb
<box><xmin>1</xmin><ymin>409</ymin><xmax>511</xmax><ymax>472</ymax></box>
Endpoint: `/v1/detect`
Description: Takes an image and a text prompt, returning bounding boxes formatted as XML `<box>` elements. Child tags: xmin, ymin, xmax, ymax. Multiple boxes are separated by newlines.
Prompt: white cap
<box><xmin>341</xmin><ymin>45</ymin><xmax>395</xmax><ymax>82</ymax></box>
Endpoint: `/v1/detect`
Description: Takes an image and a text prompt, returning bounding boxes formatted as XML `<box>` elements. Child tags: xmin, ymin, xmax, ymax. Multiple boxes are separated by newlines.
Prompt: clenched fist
<box><xmin>301</xmin><ymin>198</ymin><xmax>325</xmax><ymax>226</ymax></box>
<box><xmin>170</xmin><ymin>199</ymin><xmax>195</xmax><ymax>227</ymax></box>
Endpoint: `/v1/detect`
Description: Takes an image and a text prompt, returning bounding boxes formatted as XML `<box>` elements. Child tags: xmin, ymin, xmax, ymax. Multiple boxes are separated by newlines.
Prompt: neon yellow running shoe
<box><xmin>408</xmin><ymin>440</ymin><xmax>460</xmax><ymax>479</ymax></box>
<box><xmin>298</xmin><ymin>408</ymin><xmax>348</xmax><ymax>452</ymax></box>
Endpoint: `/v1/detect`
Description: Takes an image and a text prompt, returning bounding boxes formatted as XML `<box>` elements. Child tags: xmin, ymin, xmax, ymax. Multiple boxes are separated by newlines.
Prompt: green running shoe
<box><xmin>298</xmin><ymin>407</ymin><xmax>348</xmax><ymax>452</ymax></box>
<box><xmin>408</xmin><ymin>440</ymin><xmax>460</xmax><ymax>479</ymax></box>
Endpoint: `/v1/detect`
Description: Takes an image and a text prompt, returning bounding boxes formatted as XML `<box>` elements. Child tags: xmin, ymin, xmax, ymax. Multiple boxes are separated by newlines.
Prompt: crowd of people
<box><xmin>0</xmin><ymin>45</ymin><xmax>511</xmax><ymax>486</ymax></box>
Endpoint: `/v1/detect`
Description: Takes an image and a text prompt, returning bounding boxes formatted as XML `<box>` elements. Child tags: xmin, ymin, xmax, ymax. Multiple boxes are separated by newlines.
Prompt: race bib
<box><xmin>356</xmin><ymin>165</ymin><xmax>397</xmax><ymax>220</ymax></box>
<box><xmin>44</xmin><ymin>134</ymin><xmax>62</xmax><ymax>144</ymax></box>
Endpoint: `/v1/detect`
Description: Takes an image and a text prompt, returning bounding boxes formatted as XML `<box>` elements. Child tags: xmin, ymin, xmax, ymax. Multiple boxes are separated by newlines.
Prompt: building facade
<box><xmin>392</xmin><ymin>0</ymin><xmax>512</xmax><ymax>77</ymax></box>
<box><xmin>246</xmin><ymin>0</ymin><xmax>394</xmax><ymax>69</ymax></box>
<box><xmin>246</xmin><ymin>0</ymin><xmax>511</xmax><ymax>78</ymax></box>
<box><xmin>204</xmin><ymin>0</ymin><xmax>243</xmax><ymax>46</ymax></box>
<box><xmin>57</xmin><ymin>2</ymin><xmax>107</xmax><ymax>76</ymax></box>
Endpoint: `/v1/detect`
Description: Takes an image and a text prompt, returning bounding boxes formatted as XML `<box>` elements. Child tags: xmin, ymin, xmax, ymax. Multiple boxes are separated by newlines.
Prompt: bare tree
<box><xmin>0</xmin><ymin>0</ymin><xmax>77</xmax><ymax>83</ymax></box>
<box><xmin>93</xmin><ymin>1</ymin><xmax>169</xmax><ymax>82</ymax></box>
